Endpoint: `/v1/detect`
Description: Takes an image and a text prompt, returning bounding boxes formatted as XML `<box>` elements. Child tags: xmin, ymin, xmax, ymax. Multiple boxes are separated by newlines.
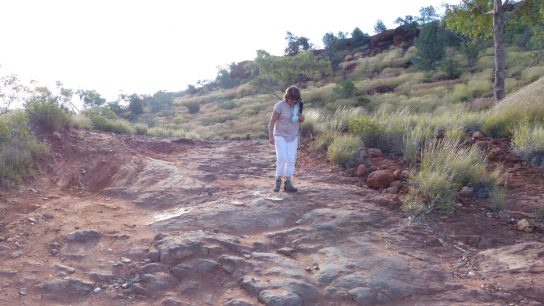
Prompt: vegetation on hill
<box><xmin>1</xmin><ymin>1</ymin><xmax>543</xmax><ymax>215</ymax></box>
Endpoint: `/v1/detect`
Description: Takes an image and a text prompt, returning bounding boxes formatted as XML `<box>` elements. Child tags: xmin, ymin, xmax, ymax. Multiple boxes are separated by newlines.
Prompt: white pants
<box><xmin>274</xmin><ymin>136</ymin><xmax>298</xmax><ymax>179</ymax></box>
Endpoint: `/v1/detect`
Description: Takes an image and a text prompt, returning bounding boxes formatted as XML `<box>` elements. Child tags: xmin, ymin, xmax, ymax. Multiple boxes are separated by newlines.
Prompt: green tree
<box><xmin>414</xmin><ymin>21</ymin><xmax>448</xmax><ymax>70</ymax></box>
<box><xmin>445</xmin><ymin>0</ymin><xmax>544</xmax><ymax>100</ymax></box>
<box><xmin>252</xmin><ymin>50</ymin><xmax>332</xmax><ymax>99</ymax></box>
<box><xmin>374</xmin><ymin>20</ymin><xmax>387</xmax><ymax>34</ymax></box>
<box><xmin>149</xmin><ymin>90</ymin><xmax>173</xmax><ymax>113</ymax></box>
<box><xmin>284</xmin><ymin>31</ymin><xmax>311</xmax><ymax>56</ymax></box>
<box><xmin>351</xmin><ymin>27</ymin><xmax>370</xmax><ymax>48</ymax></box>
<box><xmin>419</xmin><ymin>6</ymin><xmax>439</xmax><ymax>24</ymax></box>
<box><xmin>322</xmin><ymin>32</ymin><xmax>350</xmax><ymax>70</ymax></box>
<box><xmin>125</xmin><ymin>94</ymin><xmax>145</xmax><ymax>117</ymax></box>
<box><xmin>333</xmin><ymin>80</ymin><xmax>356</xmax><ymax>98</ymax></box>
<box><xmin>106</xmin><ymin>101</ymin><xmax>124</xmax><ymax>116</ymax></box>
<box><xmin>0</xmin><ymin>73</ymin><xmax>23</xmax><ymax>114</ymax></box>
<box><xmin>77</xmin><ymin>89</ymin><xmax>106</xmax><ymax>109</ymax></box>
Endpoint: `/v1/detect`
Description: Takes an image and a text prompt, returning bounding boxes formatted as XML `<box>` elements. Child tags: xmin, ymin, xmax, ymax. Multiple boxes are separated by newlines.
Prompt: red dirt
<box><xmin>0</xmin><ymin>130</ymin><xmax>542</xmax><ymax>305</ymax></box>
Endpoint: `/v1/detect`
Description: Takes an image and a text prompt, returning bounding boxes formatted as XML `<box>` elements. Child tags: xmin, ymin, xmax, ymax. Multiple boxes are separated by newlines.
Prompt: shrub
<box><xmin>347</xmin><ymin>115</ymin><xmax>382</xmax><ymax>148</ymax></box>
<box><xmin>327</xmin><ymin>134</ymin><xmax>364</xmax><ymax>168</ymax></box>
<box><xmin>0</xmin><ymin>111</ymin><xmax>48</xmax><ymax>186</ymax></box>
<box><xmin>25</xmin><ymin>101</ymin><xmax>70</xmax><ymax>132</ymax></box>
<box><xmin>184</xmin><ymin>101</ymin><xmax>200</xmax><ymax>114</ymax></box>
<box><xmin>218</xmin><ymin>100</ymin><xmax>237</xmax><ymax>110</ymax></box>
<box><xmin>333</xmin><ymin>80</ymin><xmax>356</xmax><ymax>98</ymax></box>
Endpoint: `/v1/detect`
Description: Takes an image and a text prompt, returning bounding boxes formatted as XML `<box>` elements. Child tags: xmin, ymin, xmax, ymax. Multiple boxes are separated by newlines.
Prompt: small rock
<box><xmin>19</xmin><ymin>287</ymin><xmax>28</xmax><ymax>296</ymax></box>
<box><xmin>368</xmin><ymin>148</ymin><xmax>383</xmax><ymax>158</ymax></box>
<box><xmin>11</xmin><ymin>251</ymin><xmax>23</xmax><ymax>258</ymax></box>
<box><xmin>472</xmin><ymin>131</ymin><xmax>485</xmax><ymax>139</ymax></box>
<box><xmin>93</xmin><ymin>287</ymin><xmax>101</xmax><ymax>293</ymax></box>
<box><xmin>468</xmin><ymin>270</ymin><xmax>476</xmax><ymax>277</ymax></box>
<box><xmin>277</xmin><ymin>247</ymin><xmax>295</xmax><ymax>257</ymax></box>
<box><xmin>53</xmin><ymin>263</ymin><xmax>76</xmax><ymax>274</ymax></box>
<box><xmin>474</xmin><ymin>140</ymin><xmax>489</xmax><ymax>151</ymax></box>
<box><xmin>304</xmin><ymin>266</ymin><xmax>313</xmax><ymax>272</ymax></box>
<box><xmin>516</xmin><ymin>219</ymin><xmax>533</xmax><ymax>233</ymax></box>
<box><xmin>460</xmin><ymin>186</ymin><xmax>474</xmax><ymax>195</ymax></box>
<box><xmin>356</xmin><ymin>164</ymin><xmax>367</xmax><ymax>177</ymax></box>
<box><xmin>121</xmin><ymin>257</ymin><xmax>132</xmax><ymax>264</ymax></box>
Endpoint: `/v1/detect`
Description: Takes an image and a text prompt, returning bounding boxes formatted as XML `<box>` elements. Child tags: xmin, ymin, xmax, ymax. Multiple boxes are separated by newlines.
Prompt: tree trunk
<box><xmin>493</xmin><ymin>0</ymin><xmax>506</xmax><ymax>100</ymax></box>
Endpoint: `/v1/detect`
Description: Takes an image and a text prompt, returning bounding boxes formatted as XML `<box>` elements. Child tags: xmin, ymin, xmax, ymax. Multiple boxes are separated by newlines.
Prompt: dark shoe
<box><xmin>284</xmin><ymin>180</ymin><xmax>298</xmax><ymax>192</ymax></box>
<box><xmin>274</xmin><ymin>179</ymin><xmax>282</xmax><ymax>192</ymax></box>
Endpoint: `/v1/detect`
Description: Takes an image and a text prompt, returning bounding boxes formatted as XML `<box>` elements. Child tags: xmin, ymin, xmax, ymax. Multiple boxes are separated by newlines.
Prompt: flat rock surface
<box><xmin>0</xmin><ymin>130</ymin><xmax>542</xmax><ymax>305</ymax></box>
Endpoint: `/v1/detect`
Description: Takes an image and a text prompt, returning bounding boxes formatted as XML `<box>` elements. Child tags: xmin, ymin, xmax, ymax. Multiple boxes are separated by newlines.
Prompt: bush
<box><xmin>347</xmin><ymin>116</ymin><xmax>382</xmax><ymax>147</ymax></box>
<box><xmin>218</xmin><ymin>100</ymin><xmax>237</xmax><ymax>110</ymax></box>
<box><xmin>327</xmin><ymin>134</ymin><xmax>364</xmax><ymax>168</ymax></box>
<box><xmin>0</xmin><ymin>111</ymin><xmax>48</xmax><ymax>186</ymax></box>
<box><xmin>184</xmin><ymin>101</ymin><xmax>200</xmax><ymax>114</ymax></box>
<box><xmin>25</xmin><ymin>101</ymin><xmax>70</xmax><ymax>132</ymax></box>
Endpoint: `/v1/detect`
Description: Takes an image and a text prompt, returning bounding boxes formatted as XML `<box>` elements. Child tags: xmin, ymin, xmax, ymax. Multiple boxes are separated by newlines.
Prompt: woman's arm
<box><xmin>268</xmin><ymin>111</ymin><xmax>280</xmax><ymax>145</ymax></box>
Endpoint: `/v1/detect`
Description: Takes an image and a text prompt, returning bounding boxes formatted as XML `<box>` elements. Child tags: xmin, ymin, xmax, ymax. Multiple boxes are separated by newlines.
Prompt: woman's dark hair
<box><xmin>283</xmin><ymin>85</ymin><xmax>301</xmax><ymax>101</ymax></box>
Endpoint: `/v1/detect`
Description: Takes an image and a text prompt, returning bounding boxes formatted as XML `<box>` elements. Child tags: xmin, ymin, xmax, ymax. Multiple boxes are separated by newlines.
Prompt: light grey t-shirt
<box><xmin>273</xmin><ymin>100</ymin><xmax>300</xmax><ymax>142</ymax></box>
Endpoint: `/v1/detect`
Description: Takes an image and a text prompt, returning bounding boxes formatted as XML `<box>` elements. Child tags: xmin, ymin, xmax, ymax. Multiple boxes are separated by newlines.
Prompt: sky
<box><xmin>0</xmin><ymin>0</ymin><xmax>457</xmax><ymax>101</ymax></box>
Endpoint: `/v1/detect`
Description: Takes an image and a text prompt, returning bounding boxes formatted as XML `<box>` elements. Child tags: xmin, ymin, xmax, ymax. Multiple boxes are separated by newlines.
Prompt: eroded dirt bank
<box><xmin>0</xmin><ymin>130</ymin><xmax>543</xmax><ymax>306</ymax></box>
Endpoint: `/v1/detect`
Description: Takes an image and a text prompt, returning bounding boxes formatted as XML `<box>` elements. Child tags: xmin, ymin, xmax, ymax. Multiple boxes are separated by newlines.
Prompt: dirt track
<box><xmin>0</xmin><ymin>130</ymin><xmax>543</xmax><ymax>306</ymax></box>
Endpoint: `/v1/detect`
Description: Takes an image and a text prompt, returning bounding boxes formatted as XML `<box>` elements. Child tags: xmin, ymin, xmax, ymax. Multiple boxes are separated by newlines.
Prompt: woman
<box><xmin>268</xmin><ymin>85</ymin><xmax>305</xmax><ymax>192</ymax></box>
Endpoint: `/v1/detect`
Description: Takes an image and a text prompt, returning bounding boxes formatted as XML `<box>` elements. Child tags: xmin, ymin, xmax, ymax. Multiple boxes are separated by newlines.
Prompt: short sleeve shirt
<box><xmin>273</xmin><ymin>100</ymin><xmax>300</xmax><ymax>142</ymax></box>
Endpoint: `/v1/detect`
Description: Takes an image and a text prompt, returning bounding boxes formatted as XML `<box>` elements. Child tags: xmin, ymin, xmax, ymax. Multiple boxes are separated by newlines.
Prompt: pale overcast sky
<box><xmin>0</xmin><ymin>0</ymin><xmax>456</xmax><ymax>100</ymax></box>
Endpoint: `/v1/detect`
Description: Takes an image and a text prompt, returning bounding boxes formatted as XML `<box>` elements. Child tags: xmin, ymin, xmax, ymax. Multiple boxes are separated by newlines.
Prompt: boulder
<box><xmin>367</xmin><ymin>170</ymin><xmax>395</xmax><ymax>189</ymax></box>
<box><xmin>356</xmin><ymin>164</ymin><xmax>367</xmax><ymax>177</ymax></box>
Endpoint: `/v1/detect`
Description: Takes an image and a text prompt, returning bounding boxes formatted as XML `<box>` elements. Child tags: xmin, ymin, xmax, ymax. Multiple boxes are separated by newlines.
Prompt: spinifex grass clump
<box><xmin>512</xmin><ymin>121</ymin><xmax>544</xmax><ymax>167</ymax></box>
<box><xmin>327</xmin><ymin>134</ymin><xmax>364</xmax><ymax>169</ymax></box>
<box><xmin>404</xmin><ymin>138</ymin><xmax>502</xmax><ymax>215</ymax></box>
<box><xmin>483</xmin><ymin>77</ymin><xmax>544</xmax><ymax>137</ymax></box>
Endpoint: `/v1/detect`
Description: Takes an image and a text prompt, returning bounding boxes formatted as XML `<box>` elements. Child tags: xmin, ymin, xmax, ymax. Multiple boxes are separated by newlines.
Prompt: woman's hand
<box><xmin>269</xmin><ymin>137</ymin><xmax>275</xmax><ymax>145</ymax></box>
<box><xmin>299</xmin><ymin>114</ymin><xmax>305</xmax><ymax>123</ymax></box>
